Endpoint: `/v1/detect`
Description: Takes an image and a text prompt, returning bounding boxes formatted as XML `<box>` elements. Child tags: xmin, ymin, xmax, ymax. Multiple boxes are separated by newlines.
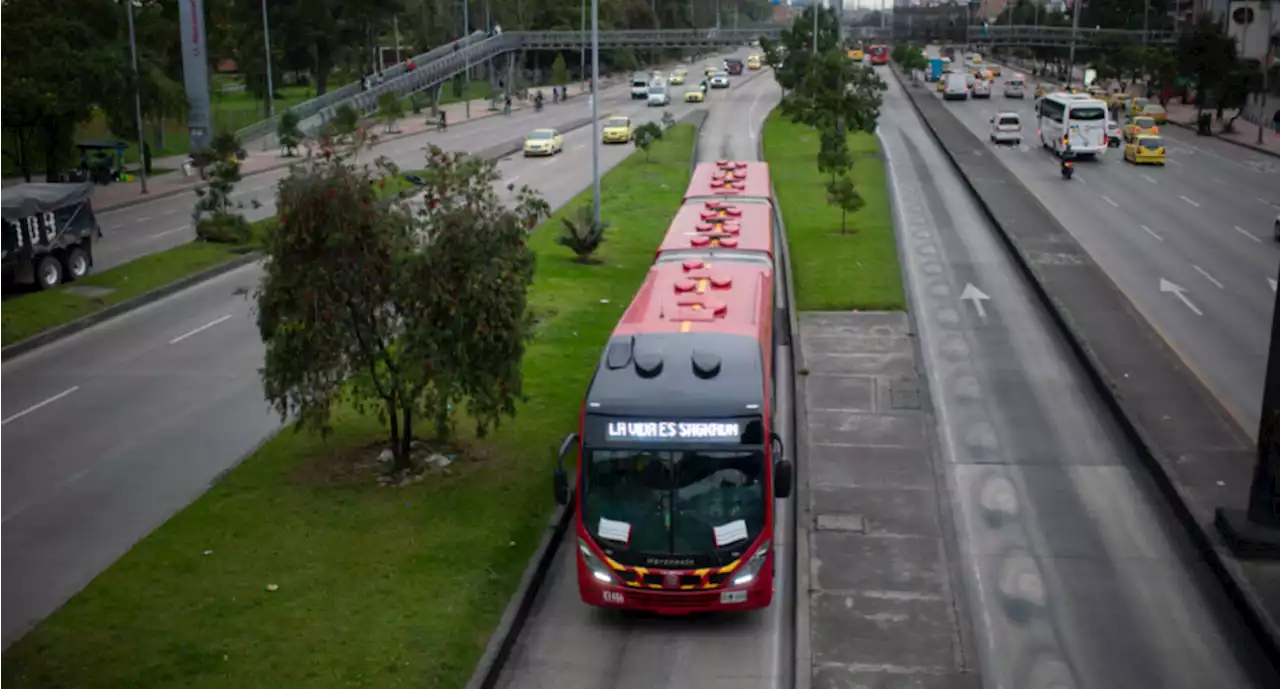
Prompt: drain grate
<box><xmin>889</xmin><ymin>380</ymin><xmax>922</xmax><ymax>410</ymax></box>
<box><xmin>815</xmin><ymin>514</ymin><xmax>867</xmax><ymax>533</ymax></box>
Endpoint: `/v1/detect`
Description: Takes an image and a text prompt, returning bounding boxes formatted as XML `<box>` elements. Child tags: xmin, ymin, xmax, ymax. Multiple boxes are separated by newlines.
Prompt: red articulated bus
<box><xmin>869</xmin><ymin>45</ymin><xmax>889</xmax><ymax>66</ymax></box>
<box><xmin>552</xmin><ymin>160</ymin><xmax>793</xmax><ymax>614</ymax></box>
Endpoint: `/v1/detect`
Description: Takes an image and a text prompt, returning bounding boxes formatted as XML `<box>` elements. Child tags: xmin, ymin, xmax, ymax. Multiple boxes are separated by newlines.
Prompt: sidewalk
<box><xmin>78</xmin><ymin>95</ymin><xmax>529</xmax><ymax>212</ymax></box>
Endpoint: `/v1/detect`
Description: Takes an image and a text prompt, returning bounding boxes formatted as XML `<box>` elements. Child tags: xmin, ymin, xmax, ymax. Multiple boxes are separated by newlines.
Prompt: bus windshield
<box><xmin>582</xmin><ymin>448</ymin><xmax>766</xmax><ymax>566</ymax></box>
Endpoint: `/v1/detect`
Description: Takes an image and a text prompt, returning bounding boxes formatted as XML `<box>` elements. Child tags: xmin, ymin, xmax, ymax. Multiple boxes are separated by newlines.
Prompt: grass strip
<box><xmin>1</xmin><ymin>174</ymin><xmax>425</xmax><ymax>348</ymax></box>
<box><xmin>762</xmin><ymin>111</ymin><xmax>905</xmax><ymax>311</ymax></box>
<box><xmin>1</xmin><ymin>124</ymin><xmax>697</xmax><ymax>689</ymax></box>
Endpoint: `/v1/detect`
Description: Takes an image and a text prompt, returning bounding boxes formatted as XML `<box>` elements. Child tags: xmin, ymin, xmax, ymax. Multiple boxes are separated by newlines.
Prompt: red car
<box><xmin>724</xmin><ymin>59</ymin><xmax>744</xmax><ymax>75</ymax></box>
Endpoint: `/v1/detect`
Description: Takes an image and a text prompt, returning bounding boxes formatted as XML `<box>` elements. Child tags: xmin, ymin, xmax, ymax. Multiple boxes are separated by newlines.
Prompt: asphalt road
<box><xmin>0</xmin><ymin>56</ymin><xmax>753</xmax><ymax>649</ymax></box>
<box><xmin>492</xmin><ymin>72</ymin><xmax>793</xmax><ymax>689</ymax></box>
<box><xmin>880</xmin><ymin>73</ymin><xmax>1280</xmax><ymax>688</ymax></box>
<box><xmin>931</xmin><ymin>74</ymin><xmax>1280</xmax><ymax>436</ymax></box>
<box><xmin>88</xmin><ymin>58</ymin><xmax>719</xmax><ymax>272</ymax></box>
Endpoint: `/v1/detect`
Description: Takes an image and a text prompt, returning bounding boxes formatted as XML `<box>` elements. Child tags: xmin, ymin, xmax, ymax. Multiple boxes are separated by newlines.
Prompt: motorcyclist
<box><xmin>504</xmin><ymin>94</ymin><xmax>512</xmax><ymax>115</ymax></box>
<box><xmin>439</xmin><ymin>109</ymin><xmax>448</xmax><ymax>131</ymax></box>
<box><xmin>535</xmin><ymin>90</ymin><xmax>544</xmax><ymax>111</ymax></box>
<box><xmin>1060</xmin><ymin>136</ymin><xmax>1074</xmax><ymax>179</ymax></box>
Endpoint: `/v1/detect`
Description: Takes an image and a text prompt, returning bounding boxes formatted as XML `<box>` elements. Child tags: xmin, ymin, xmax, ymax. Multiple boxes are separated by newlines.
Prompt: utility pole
<box><xmin>261</xmin><ymin>0</ymin><xmax>276</xmax><ymax>152</ymax></box>
<box><xmin>581</xmin><ymin>0</ymin><xmax>586</xmax><ymax>89</ymax></box>
<box><xmin>1258</xmin><ymin>48</ymin><xmax>1271</xmax><ymax>146</ymax></box>
<box><xmin>590</xmin><ymin>0</ymin><xmax>601</xmax><ymax>226</ymax></box>
<box><xmin>1142</xmin><ymin>0</ymin><xmax>1149</xmax><ymax>47</ymax></box>
<box><xmin>1214</xmin><ymin>253</ymin><xmax>1280</xmax><ymax>557</ymax></box>
<box><xmin>1066</xmin><ymin>0</ymin><xmax>1082</xmax><ymax>88</ymax></box>
<box><xmin>393</xmin><ymin>15</ymin><xmax>402</xmax><ymax>63</ymax></box>
<box><xmin>813</xmin><ymin>2</ymin><xmax>819</xmax><ymax>55</ymax></box>
<box><xmin>464</xmin><ymin>0</ymin><xmax>471</xmax><ymax>120</ymax></box>
<box><xmin>125</xmin><ymin>0</ymin><xmax>147</xmax><ymax>193</ymax></box>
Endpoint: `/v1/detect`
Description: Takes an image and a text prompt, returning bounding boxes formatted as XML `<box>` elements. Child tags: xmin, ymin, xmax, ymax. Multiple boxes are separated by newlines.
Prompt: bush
<box><xmin>332</xmin><ymin>104</ymin><xmax>361</xmax><ymax>136</ymax></box>
<box><xmin>556</xmin><ymin>205</ymin><xmax>608</xmax><ymax>263</ymax></box>
<box><xmin>551</xmin><ymin>53</ymin><xmax>569</xmax><ymax>84</ymax></box>
<box><xmin>196</xmin><ymin>212</ymin><xmax>253</xmax><ymax>244</ymax></box>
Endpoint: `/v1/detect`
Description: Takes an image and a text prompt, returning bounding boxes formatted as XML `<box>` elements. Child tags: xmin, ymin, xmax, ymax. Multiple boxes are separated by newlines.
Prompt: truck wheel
<box><xmin>63</xmin><ymin>247</ymin><xmax>90</xmax><ymax>281</ymax></box>
<box><xmin>36</xmin><ymin>255</ymin><xmax>64</xmax><ymax>290</ymax></box>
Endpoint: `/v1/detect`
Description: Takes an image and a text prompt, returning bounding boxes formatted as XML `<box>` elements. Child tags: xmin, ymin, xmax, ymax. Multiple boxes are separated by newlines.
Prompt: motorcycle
<box><xmin>535</xmin><ymin>98</ymin><xmax>544</xmax><ymax>112</ymax></box>
<box><xmin>1061</xmin><ymin>159</ymin><xmax>1074</xmax><ymax>180</ymax></box>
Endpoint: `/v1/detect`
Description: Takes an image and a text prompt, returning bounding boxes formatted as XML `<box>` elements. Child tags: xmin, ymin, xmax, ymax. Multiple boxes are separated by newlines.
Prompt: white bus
<box><xmin>1036</xmin><ymin>93</ymin><xmax>1110</xmax><ymax>159</ymax></box>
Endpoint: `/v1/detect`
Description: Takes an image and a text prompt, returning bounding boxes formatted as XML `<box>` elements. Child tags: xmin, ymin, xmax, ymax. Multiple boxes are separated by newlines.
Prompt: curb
<box><xmin>890</xmin><ymin>65</ymin><xmax>1280</xmax><ymax>671</ymax></box>
<box><xmin>1165</xmin><ymin>119</ymin><xmax>1280</xmax><ymax>160</ymax></box>
<box><xmin>1</xmin><ymin>251</ymin><xmax>262</xmax><ymax>361</ymax></box>
<box><xmin>461</xmin><ymin>108</ymin><xmax>711</xmax><ymax>689</ymax></box>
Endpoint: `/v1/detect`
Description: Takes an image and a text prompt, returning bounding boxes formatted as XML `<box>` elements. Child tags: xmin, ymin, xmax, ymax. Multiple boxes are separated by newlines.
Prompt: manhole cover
<box><xmin>64</xmin><ymin>285</ymin><xmax>115</xmax><ymax>298</ymax></box>
<box><xmin>816</xmin><ymin>514</ymin><xmax>867</xmax><ymax>533</ymax></box>
<box><xmin>890</xmin><ymin>381</ymin><xmax>922</xmax><ymax>410</ymax></box>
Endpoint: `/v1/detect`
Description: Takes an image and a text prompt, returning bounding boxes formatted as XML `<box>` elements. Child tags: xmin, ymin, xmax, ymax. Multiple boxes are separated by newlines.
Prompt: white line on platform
<box><xmin>169</xmin><ymin>315</ymin><xmax>233</xmax><ymax>345</ymax></box>
<box><xmin>2</xmin><ymin>387</ymin><xmax>80</xmax><ymax>427</ymax></box>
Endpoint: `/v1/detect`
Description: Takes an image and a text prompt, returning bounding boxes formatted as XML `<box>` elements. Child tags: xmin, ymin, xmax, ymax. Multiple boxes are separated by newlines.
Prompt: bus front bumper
<box><xmin>577</xmin><ymin>558</ymin><xmax>774</xmax><ymax>614</ymax></box>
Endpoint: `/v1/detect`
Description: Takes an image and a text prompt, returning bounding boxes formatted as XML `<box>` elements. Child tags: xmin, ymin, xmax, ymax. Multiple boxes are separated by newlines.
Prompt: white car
<box><xmin>710</xmin><ymin>72</ymin><xmax>730</xmax><ymax>88</ymax></box>
<box><xmin>647</xmin><ymin>85</ymin><xmax>670</xmax><ymax>107</ymax></box>
<box><xmin>1004</xmin><ymin>80</ymin><xmax>1025</xmax><ymax>98</ymax></box>
<box><xmin>989</xmin><ymin>112</ymin><xmax>1022</xmax><ymax>145</ymax></box>
<box><xmin>972</xmin><ymin>80</ymin><xmax>991</xmax><ymax>99</ymax></box>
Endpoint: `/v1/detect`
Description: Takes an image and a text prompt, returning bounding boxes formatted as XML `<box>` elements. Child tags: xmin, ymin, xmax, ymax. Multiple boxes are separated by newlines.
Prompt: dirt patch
<box><xmin>292</xmin><ymin>435</ymin><xmax>500</xmax><ymax>487</ymax></box>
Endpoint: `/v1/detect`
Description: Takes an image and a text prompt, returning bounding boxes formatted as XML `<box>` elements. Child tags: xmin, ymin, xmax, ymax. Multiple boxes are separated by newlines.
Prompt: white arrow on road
<box><xmin>1269</xmin><ymin>278</ymin><xmax>1277</xmax><ymax>294</ymax></box>
<box><xmin>1160</xmin><ymin>278</ymin><xmax>1202</xmax><ymax>316</ymax></box>
<box><xmin>961</xmin><ymin>283</ymin><xmax>991</xmax><ymax>319</ymax></box>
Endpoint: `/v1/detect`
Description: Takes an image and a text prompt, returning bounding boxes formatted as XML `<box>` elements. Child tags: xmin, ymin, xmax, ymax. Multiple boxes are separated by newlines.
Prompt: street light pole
<box><xmin>1066</xmin><ymin>0</ymin><xmax>1083</xmax><ymax>88</ymax></box>
<box><xmin>464</xmin><ymin>0</ymin><xmax>471</xmax><ymax>119</ymax></box>
<box><xmin>260</xmin><ymin>0</ymin><xmax>276</xmax><ymax>152</ymax></box>
<box><xmin>1142</xmin><ymin>0</ymin><xmax>1149</xmax><ymax>47</ymax></box>
<box><xmin>590</xmin><ymin>0</ymin><xmax>601</xmax><ymax>226</ymax></box>
<box><xmin>393</xmin><ymin>15</ymin><xmax>402</xmax><ymax>63</ymax></box>
<box><xmin>125</xmin><ymin>0</ymin><xmax>148</xmax><ymax>193</ymax></box>
<box><xmin>813</xmin><ymin>2</ymin><xmax>819</xmax><ymax>55</ymax></box>
<box><xmin>580</xmin><ymin>0</ymin><xmax>586</xmax><ymax>89</ymax></box>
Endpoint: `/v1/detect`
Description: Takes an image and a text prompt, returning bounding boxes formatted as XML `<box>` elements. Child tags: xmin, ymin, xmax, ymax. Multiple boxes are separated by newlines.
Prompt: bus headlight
<box><xmin>731</xmin><ymin>540</ymin><xmax>771</xmax><ymax>587</ymax></box>
<box><xmin>578</xmin><ymin>538</ymin><xmax>616</xmax><ymax>584</ymax></box>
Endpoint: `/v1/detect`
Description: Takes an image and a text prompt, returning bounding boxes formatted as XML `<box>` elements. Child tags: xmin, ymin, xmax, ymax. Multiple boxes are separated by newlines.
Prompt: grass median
<box><xmin>1</xmin><ymin>124</ymin><xmax>697</xmax><ymax>689</ymax></box>
<box><xmin>1</xmin><ymin>174</ymin><xmax>424</xmax><ymax>349</ymax></box>
<box><xmin>763</xmin><ymin>111</ymin><xmax>905</xmax><ymax>311</ymax></box>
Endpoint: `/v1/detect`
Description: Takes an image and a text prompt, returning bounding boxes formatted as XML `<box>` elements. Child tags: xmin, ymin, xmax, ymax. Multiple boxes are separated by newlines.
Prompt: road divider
<box><xmin>891</xmin><ymin>65</ymin><xmax>1280</xmax><ymax>667</ymax></box>
<box><xmin>0</xmin><ymin>118</ymin><xmax>706</xmax><ymax>689</ymax></box>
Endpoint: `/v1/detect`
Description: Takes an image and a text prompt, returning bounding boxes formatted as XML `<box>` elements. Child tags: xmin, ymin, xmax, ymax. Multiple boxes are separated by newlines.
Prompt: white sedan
<box><xmin>710</xmin><ymin>72</ymin><xmax>730</xmax><ymax>88</ymax></box>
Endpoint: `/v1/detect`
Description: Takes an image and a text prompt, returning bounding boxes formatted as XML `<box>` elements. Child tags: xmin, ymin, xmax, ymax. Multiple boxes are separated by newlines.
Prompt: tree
<box><xmin>1216</xmin><ymin>62</ymin><xmax>1264</xmax><ymax>132</ymax></box>
<box><xmin>826</xmin><ymin>173</ymin><xmax>864</xmax><ymax>235</ymax></box>
<box><xmin>557</xmin><ymin>205</ymin><xmax>609</xmax><ymax>263</ymax></box>
<box><xmin>900</xmin><ymin>44</ymin><xmax>928</xmax><ymax>83</ymax></box>
<box><xmin>378</xmin><ymin>92</ymin><xmax>405</xmax><ymax>133</ymax></box>
<box><xmin>256</xmin><ymin>147</ymin><xmax>548</xmax><ymax>471</ymax></box>
<box><xmin>816</xmin><ymin>126</ymin><xmax>851</xmax><ymax>187</ymax></box>
<box><xmin>1</xmin><ymin>0</ymin><xmax>130</xmax><ymax>180</ymax></box>
<box><xmin>781</xmin><ymin>48</ymin><xmax>886</xmax><ymax>135</ymax></box>
<box><xmin>193</xmin><ymin>132</ymin><xmax>251</xmax><ymax>244</ymax></box>
<box><xmin>633</xmin><ymin>121</ymin><xmax>664</xmax><ymax>161</ymax></box>
<box><xmin>278</xmin><ymin>111</ymin><xmax>304</xmax><ymax>157</ymax></box>
<box><xmin>761</xmin><ymin>5</ymin><xmax>841</xmax><ymax>91</ymax></box>
<box><xmin>332</xmin><ymin>103</ymin><xmax>363</xmax><ymax>139</ymax></box>
<box><xmin>1177</xmin><ymin>17</ymin><xmax>1238</xmax><ymax>115</ymax></box>
<box><xmin>551</xmin><ymin>53</ymin><xmax>569</xmax><ymax>85</ymax></box>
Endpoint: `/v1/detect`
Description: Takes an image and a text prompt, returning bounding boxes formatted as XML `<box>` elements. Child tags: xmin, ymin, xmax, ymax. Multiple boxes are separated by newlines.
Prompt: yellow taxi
<box><xmin>937</xmin><ymin>78</ymin><xmax>947</xmax><ymax>93</ymax></box>
<box><xmin>747</xmin><ymin>54</ymin><xmax>762</xmax><ymax>70</ymax></box>
<box><xmin>685</xmin><ymin>87</ymin><xmax>705</xmax><ymax>103</ymax></box>
<box><xmin>848</xmin><ymin>49</ymin><xmax>864</xmax><ymax>62</ymax></box>
<box><xmin>971</xmin><ymin>53</ymin><xmax>984</xmax><ymax>63</ymax></box>
<box><xmin>1140</xmin><ymin>103</ymin><xmax>1167</xmax><ymax>123</ymax></box>
<box><xmin>1127</xmin><ymin>97</ymin><xmax>1150</xmax><ymax>118</ymax></box>
<box><xmin>668</xmin><ymin>69</ymin><xmax>686</xmax><ymax>86</ymax></box>
<box><xmin>1124</xmin><ymin>135</ymin><xmax>1166</xmax><ymax>165</ymax></box>
<box><xmin>1123</xmin><ymin>116</ymin><xmax>1159</xmax><ymax>142</ymax></box>
<box><xmin>523</xmin><ymin>128</ymin><xmax>564</xmax><ymax>156</ymax></box>
<box><xmin>600</xmin><ymin>116</ymin><xmax>632</xmax><ymax>144</ymax></box>
<box><xmin>989</xmin><ymin>64</ymin><xmax>1001</xmax><ymax>77</ymax></box>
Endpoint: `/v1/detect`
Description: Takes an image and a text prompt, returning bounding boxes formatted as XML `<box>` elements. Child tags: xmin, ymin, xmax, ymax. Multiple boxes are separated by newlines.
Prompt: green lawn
<box><xmin>1</xmin><ymin>174</ymin><xmax>422</xmax><ymax>348</ymax></box>
<box><xmin>0</xmin><ymin>125</ymin><xmax>697</xmax><ymax>689</ymax></box>
<box><xmin>763</xmin><ymin>112</ymin><xmax>905</xmax><ymax>312</ymax></box>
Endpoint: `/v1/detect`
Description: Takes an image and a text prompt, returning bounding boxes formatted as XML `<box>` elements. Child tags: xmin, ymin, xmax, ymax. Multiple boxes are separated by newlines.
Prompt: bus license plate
<box><xmin>602</xmin><ymin>591</ymin><xmax>625</xmax><ymax>605</ymax></box>
<box><xmin>720</xmin><ymin>590</ymin><xmax>747</xmax><ymax>604</ymax></box>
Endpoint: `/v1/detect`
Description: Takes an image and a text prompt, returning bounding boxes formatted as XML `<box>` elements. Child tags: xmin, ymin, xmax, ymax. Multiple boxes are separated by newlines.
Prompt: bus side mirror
<box><xmin>553</xmin><ymin>432</ymin><xmax>578</xmax><ymax>506</ymax></box>
<box><xmin>771</xmin><ymin>432</ymin><xmax>792</xmax><ymax>499</ymax></box>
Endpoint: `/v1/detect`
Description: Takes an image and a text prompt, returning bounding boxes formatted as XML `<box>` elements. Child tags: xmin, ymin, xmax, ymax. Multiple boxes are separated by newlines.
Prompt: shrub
<box><xmin>556</xmin><ymin>205</ymin><xmax>608</xmax><ymax>263</ymax></box>
<box><xmin>196</xmin><ymin>212</ymin><xmax>253</xmax><ymax>244</ymax></box>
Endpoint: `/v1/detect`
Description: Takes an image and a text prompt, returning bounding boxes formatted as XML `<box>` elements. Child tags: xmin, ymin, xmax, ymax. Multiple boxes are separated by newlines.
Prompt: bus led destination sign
<box><xmin>606</xmin><ymin>420</ymin><xmax>742</xmax><ymax>442</ymax></box>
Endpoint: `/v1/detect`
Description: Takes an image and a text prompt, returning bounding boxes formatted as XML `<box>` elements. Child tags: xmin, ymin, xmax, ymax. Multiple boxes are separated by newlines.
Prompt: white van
<box><xmin>630</xmin><ymin>74</ymin><xmax>649</xmax><ymax>99</ymax></box>
<box><xmin>943</xmin><ymin>72</ymin><xmax>969</xmax><ymax>101</ymax></box>
<box><xmin>1038</xmin><ymin>92</ymin><xmax>1110</xmax><ymax>158</ymax></box>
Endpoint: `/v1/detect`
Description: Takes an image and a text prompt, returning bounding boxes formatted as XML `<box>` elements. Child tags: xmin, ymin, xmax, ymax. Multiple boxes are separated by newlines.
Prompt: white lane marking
<box><xmin>1076</xmin><ymin>174</ymin><xmax>1087</xmax><ymax>185</ymax></box>
<box><xmin>1193</xmin><ymin>265</ymin><xmax>1224</xmax><ymax>289</ymax></box>
<box><xmin>1168</xmin><ymin>158</ymin><xmax>1183</xmax><ymax>166</ymax></box>
<box><xmin>1141</xmin><ymin>224</ymin><xmax>1164</xmax><ymax>242</ymax></box>
<box><xmin>1235</xmin><ymin>225</ymin><xmax>1262</xmax><ymax>243</ymax></box>
<box><xmin>1160</xmin><ymin>278</ymin><xmax>1203</xmax><ymax>316</ymax></box>
<box><xmin>169</xmin><ymin>314</ymin><xmax>233</xmax><ymax>345</ymax></box>
<box><xmin>1140</xmin><ymin>174</ymin><xmax>1157</xmax><ymax>185</ymax></box>
<box><xmin>2</xmin><ymin>386</ymin><xmax>80</xmax><ymax>427</ymax></box>
<box><xmin>1269</xmin><ymin>278</ymin><xmax>1277</xmax><ymax>293</ymax></box>
<box><xmin>574</xmin><ymin>144</ymin><xmax>585</xmax><ymax>150</ymax></box>
<box><xmin>137</xmin><ymin>216</ymin><xmax>151</xmax><ymax>222</ymax></box>
<box><xmin>1102</xmin><ymin>195</ymin><xmax>1119</xmax><ymax>208</ymax></box>
<box><xmin>150</xmin><ymin>225</ymin><xmax>191</xmax><ymax>239</ymax></box>
<box><xmin>162</xmin><ymin>207</ymin><xmax>180</xmax><ymax>215</ymax></box>
<box><xmin>1261</xmin><ymin>197</ymin><xmax>1280</xmax><ymax>210</ymax></box>
<box><xmin>1178</xmin><ymin>195</ymin><xmax>1200</xmax><ymax>208</ymax></box>
<box><xmin>1213</xmin><ymin>177</ymin><xmax>1227</xmax><ymax>185</ymax></box>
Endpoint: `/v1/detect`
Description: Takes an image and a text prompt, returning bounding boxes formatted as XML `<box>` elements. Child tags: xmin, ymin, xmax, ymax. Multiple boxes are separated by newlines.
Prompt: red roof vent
<box><xmin>723</xmin><ymin>207</ymin><xmax>742</xmax><ymax>217</ymax></box>
<box><xmin>674</xmin><ymin>279</ymin><xmax>697</xmax><ymax>293</ymax></box>
<box><xmin>675</xmin><ymin>297</ymin><xmax>727</xmax><ymax>321</ymax></box>
<box><xmin>704</xmin><ymin>200</ymin><xmax>723</xmax><ymax>210</ymax></box>
<box><xmin>696</xmin><ymin>222</ymin><xmax>713</xmax><ymax>232</ymax></box>
<box><xmin>700</xmin><ymin>210</ymin><xmax>721</xmax><ymax>220</ymax></box>
<box><xmin>722</xmin><ymin>221</ymin><xmax>741</xmax><ymax>232</ymax></box>
<box><xmin>691</xmin><ymin>236</ymin><xmax>712</xmax><ymax>247</ymax></box>
<box><xmin>719</xmin><ymin>238</ymin><xmax>739</xmax><ymax>248</ymax></box>
<box><xmin>709</xmin><ymin>275</ymin><xmax>733</xmax><ymax>289</ymax></box>
<box><xmin>682</xmin><ymin>259</ymin><xmax>705</xmax><ymax>271</ymax></box>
